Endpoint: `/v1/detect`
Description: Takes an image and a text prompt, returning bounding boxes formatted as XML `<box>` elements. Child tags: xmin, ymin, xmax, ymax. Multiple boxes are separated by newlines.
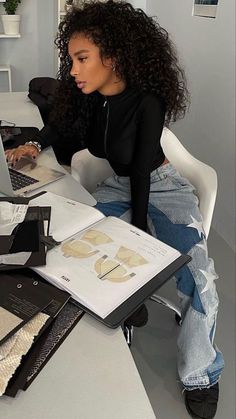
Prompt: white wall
<box><xmin>130</xmin><ymin>0</ymin><xmax>147</xmax><ymax>11</ymax></box>
<box><xmin>147</xmin><ymin>0</ymin><xmax>235</xmax><ymax>250</ymax></box>
<box><xmin>0</xmin><ymin>0</ymin><xmax>56</xmax><ymax>92</ymax></box>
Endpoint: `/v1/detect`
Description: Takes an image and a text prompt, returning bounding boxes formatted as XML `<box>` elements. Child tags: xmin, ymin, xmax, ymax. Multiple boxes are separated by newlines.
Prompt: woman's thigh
<box><xmin>93</xmin><ymin>164</ymin><xmax>204</xmax><ymax>248</ymax></box>
<box><xmin>93</xmin><ymin>174</ymin><xmax>132</xmax><ymax>220</ymax></box>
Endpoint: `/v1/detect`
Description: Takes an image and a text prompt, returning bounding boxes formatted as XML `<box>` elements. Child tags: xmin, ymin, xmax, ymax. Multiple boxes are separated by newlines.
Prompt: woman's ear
<box><xmin>103</xmin><ymin>57</ymin><xmax>116</xmax><ymax>71</ymax></box>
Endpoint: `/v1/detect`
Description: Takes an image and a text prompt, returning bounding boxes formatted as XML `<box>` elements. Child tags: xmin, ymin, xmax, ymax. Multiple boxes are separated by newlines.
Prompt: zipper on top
<box><xmin>103</xmin><ymin>97</ymin><xmax>109</xmax><ymax>154</ymax></box>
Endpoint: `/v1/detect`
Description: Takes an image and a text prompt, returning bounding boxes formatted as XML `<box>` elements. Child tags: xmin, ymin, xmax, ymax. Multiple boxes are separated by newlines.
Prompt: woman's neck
<box><xmin>98</xmin><ymin>79</ymin><xmax>126</xmax><ymax>97</ymax></box>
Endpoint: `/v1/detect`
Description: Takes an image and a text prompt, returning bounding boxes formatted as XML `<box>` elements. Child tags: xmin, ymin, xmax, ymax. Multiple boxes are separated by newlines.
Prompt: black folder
<box><xmin>2</xmin><ymin>269</ymin><xmax>80</xmax><ymax>398</ymax></box>
<box><xmin>0</xmin><ymin>196</ymin><xmax>52</xmax><ymax>270</ymax></box>
<box><xmin>5</xmin><ymin>300</ymin><xmax>83</xmax><ymax>397</ymax></box>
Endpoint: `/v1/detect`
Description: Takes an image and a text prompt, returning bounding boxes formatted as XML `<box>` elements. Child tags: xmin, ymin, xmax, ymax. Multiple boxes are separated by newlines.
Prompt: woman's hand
<box><xmin>5</xmin><ymin>145</ymin><xmax>40</xmax><ymax>167</ymax></box>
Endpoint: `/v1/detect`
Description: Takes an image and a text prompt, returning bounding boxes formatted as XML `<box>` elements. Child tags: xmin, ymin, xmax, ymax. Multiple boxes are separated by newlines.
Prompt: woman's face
<box><xmin>68</xmin><ymin>33</ymin><xmax>118</xmax><ymax>95</ymax></box>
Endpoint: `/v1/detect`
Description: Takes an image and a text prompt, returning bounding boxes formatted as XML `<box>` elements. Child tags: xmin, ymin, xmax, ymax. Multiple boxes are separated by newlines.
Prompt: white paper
<box><xmin>35</xmin><ymin>217</ymin><xmax>181</xmax><ymax>318</ymax></box>
<box><xmin>0</xmin><ymin>203</ymin><xmax>28</xmax><ymax>235</ymax></box>
<box><xmin>30</xmin><ymin>191</ymin><xmax>104</xmax><ymax>242</ymax></box>
<box><xmin>0</xmin><ymin>252</ymin><xmax>31</xmax><ymax>265</ymax></box>
<box><xmin>0</xmin><ymin>120</ymin><xmax>15</xmax><ymax>127</ymax></box>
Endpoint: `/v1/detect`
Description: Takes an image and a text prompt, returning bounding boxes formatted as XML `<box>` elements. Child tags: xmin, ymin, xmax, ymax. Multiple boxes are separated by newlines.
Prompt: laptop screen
<box><xmin>0</xmin><ymin>126</ymin><xmax>40</xmax><ymax>149</ymax></box>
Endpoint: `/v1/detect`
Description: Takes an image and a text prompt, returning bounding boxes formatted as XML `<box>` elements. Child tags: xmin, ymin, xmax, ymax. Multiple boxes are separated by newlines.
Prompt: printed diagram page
<box><xmin>35</xmin><ymin>217</ymin><xmax>181</xmax><ymax>318</ymax></box>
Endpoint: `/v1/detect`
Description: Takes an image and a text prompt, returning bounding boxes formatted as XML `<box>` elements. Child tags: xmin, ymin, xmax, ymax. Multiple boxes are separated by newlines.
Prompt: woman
<box><xmin>6</xmin><ymin>2</ymin><xmax>223</xmax><ymax>418</ymax></box>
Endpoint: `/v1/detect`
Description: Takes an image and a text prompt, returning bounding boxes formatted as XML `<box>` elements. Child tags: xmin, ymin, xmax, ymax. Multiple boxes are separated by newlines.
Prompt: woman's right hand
<box><xmin>5</xmin><ymin>144</ymin><xmax>40</xmax><ymax>167</ymax></box>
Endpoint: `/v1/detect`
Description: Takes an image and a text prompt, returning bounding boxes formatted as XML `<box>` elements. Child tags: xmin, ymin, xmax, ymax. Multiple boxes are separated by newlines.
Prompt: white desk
<box><xmin>0</xmin><ymin>92</ymin><xmax>156</xmax><ymax>419</ymax></box>
<box><xmin>0</xmin><ymin>92</ymin><xmax>42</xmax><ymax>128</ymax></box>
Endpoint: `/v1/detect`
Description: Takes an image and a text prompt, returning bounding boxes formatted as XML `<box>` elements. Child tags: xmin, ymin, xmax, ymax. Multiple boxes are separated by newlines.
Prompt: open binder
<box><xmin>30</xmin><ymin>192</ymin><xmax>192</xmax><ymax>328</ymax></box>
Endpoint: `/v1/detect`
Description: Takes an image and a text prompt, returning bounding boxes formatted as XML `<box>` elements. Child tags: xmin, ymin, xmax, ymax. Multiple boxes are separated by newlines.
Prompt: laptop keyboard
<box><xmin>9</xmin><ymin>168</ymin><xmax>39</xmax><ymax>191</ymax></box>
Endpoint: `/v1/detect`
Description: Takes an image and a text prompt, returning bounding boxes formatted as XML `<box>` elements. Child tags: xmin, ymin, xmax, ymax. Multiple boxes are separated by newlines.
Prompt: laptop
<box><xmin>0</xmin><ymin>133</ymin><xmax>65</xmax><ymax>196</ymax></box>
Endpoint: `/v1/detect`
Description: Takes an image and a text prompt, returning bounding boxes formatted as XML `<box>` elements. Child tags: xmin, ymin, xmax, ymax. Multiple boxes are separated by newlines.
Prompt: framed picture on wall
<box><xmin>193</xmin><ymin>0</ymin><xmax>219</xmax><ymax>18</ymax></box>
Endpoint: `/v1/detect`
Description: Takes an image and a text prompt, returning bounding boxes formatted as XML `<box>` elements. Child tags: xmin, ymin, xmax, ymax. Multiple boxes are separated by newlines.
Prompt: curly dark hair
<box><xmin>51</xmin><ymin>0</ymin><xmax>189</xmax><ymax>136</ymax></box>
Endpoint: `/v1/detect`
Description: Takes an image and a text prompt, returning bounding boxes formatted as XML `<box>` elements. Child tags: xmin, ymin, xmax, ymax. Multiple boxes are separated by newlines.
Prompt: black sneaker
<box><xmin>185</xmin><ymin>383</ymin><xmax>219</xmax><ymax>419</ymax></box>
<box><xmin>124</xmin><ymin>304</ymin><xmax>148</xmax><ymax>328</ymax></box>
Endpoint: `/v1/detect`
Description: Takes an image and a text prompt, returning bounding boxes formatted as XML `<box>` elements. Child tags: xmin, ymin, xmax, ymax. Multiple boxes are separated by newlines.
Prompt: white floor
<box><xmin>131</xmin><ymin>229</ymin><xmax>236</xmax><ymax>419</ymax></box>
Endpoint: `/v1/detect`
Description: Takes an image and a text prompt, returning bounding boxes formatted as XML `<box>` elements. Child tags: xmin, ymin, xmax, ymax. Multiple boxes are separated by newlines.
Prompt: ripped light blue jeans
<box><xmin>93</xmin><ymin>163</ymin><xmax>224</xmax><ymax>390</ymax></box>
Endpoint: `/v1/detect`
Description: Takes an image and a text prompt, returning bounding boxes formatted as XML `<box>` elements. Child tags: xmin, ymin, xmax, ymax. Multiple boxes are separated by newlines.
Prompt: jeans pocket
<box><xmin>170</xmin><ymin>175</ymin><xmax>193</xmax><ymax>189</ymax></box>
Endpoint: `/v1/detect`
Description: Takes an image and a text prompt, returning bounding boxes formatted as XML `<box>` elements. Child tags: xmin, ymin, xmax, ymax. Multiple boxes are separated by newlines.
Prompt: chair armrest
<box><xmin>71</xmin><ymin>149</ymin><xmax>114</xmax><ymax>193</ymax></box>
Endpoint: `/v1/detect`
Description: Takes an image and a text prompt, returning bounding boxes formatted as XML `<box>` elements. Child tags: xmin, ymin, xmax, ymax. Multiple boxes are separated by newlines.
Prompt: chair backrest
<box><xmin>71</xmin><ymin>128</ymin><xmax>217</xmax><ymax>238</ymax></box>
<box><xmin>161</xmin><ymin>128</ymin><xmax>217</xmax><ymax>237</ymax></box>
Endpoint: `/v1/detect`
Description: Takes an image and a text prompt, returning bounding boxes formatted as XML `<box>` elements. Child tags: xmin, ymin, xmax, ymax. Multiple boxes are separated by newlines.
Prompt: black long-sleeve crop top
<box><xmin>35</xmin><ymin>87</ymin><xmax>166</xmax><ymax>231</ymax></box>
<box><xmin>86</xmin><ymin>88</ymin><xmax>166</xmax><ymax>231</ymax></box>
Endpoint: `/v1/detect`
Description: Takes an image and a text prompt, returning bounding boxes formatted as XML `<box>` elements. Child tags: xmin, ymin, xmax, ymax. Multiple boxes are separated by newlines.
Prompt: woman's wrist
<box><xmin>24</xmin><ymin>141</ymin><xmax>42</xmax><ymax>153</ymax></box>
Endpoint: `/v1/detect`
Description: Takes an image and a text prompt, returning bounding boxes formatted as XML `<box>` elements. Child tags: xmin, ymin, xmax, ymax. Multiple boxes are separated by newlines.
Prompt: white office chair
<box><xmin>71</xmin><ymin>127</ymin><xmax>217</xmax><ymax>322</ymax></box>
